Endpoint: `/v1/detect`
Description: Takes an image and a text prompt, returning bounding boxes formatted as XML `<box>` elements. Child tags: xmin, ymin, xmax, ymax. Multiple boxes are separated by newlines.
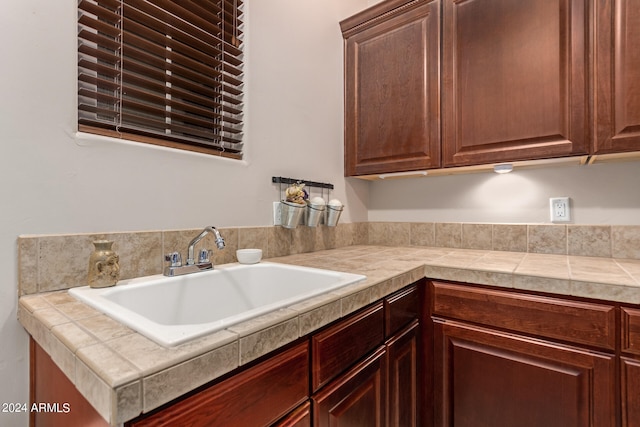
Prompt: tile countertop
<box><xmin>17</xmin><ymin>245</ymin><xmax>640</xmax><ymax>425</ymax></box>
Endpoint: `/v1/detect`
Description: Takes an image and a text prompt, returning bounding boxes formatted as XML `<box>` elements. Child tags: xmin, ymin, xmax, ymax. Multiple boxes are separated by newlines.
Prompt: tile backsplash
<box><xmin>18</xmin><ymin>222</ymin><xmax>640</xmax><ymax>296</ymax></box>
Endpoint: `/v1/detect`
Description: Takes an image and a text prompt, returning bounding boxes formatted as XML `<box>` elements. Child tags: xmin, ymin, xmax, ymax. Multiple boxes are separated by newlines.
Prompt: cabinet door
<box><xmin>341</xmin><ymin>0</ymin><xmax>440</xmax><ymax>176</ymax></box>
<box><xmin>387</xmin><ymin>320</ymin><xmax>419</xmax><ymax>427</ymax></box>
<box><xmin>442</xmin><ymin>0</ymin><xmax>589</xmax><ymax>167</ymax></box>
<box><xmin>313</xmin><ymin>347</ymin><xmax>386</xmax><ymax>427</ymax></box>
<box><xmin>622</xmin><ymin>357</ymin><xmax>640</xmax><ymax>427</ymax></box>
<box><xmin>434</xmin><ymin>320</ymin><xmax>615</xmax><ymax>427</ymax></box>
<box><xmin>594</xmin><ymin>0</ymin><xmax>640</xmax><ymax>154</ymax></box>
<box><xmin>272</xmin><ymin>401</ymin><xmax>311</xmax><ymax>427</ymax></box>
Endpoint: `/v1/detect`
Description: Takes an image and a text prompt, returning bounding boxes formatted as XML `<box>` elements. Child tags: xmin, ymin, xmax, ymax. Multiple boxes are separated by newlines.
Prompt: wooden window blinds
<box><xmin>78</xmin><ymin>0</ymin><xmax>244</xmax><ymax>158</ymax></box>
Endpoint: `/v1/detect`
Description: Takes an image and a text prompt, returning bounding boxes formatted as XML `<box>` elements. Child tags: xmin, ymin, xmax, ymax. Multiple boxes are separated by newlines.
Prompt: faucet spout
<box><xmin>187</xmin><ymin>226</ymin><xmax>225</xmax><ymax>265</ymax></box>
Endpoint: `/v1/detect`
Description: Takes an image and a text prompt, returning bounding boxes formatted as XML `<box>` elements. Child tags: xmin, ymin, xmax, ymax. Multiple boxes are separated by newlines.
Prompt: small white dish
<box><xmin>236</xmin><ymin>249</ymin><xmax>262</xmax><ymax>264</ymax></box>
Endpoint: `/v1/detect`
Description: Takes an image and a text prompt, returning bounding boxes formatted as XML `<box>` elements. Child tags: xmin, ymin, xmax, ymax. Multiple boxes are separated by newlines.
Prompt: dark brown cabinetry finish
<box><xmin>273</xmin><ymin>401</ymin><xmax>311</xmax><ymax>427</ymax></box>
<box><xmin>593</xmin><ymin>0</ymin><xmax>640</xmax><ymax>154</ymax></box>
<box><xmin>313</xmin><ymin>347</ymin><xmax>387</xmax><ymax>427</ymax></box>
<box><xmin>622</xmin><ymin>308</ymin><xmax>640</xmax><ymax>426</ymax></box>
<box><xmin>431</xmin><ymin>281</ymin><xmax>619</xmax><ymax>427</ymax></box>
<box><xmin>442</xmin><ymin>0</ymin><xmax>589</xmax><ymax>166</ymax></box>
<box><xmin>129</xmin><ymin>341</ymin><xmax>309</xmax><ymax>427</ymax></box>
<box><xmin>387</xmin><ymin>320</ymin><xmax>420</xmax><ymax>427</ymax></box>
<box><xmin>340</xmin><ymin>0</ymin><xmax>441</xmax><ymax>176</ymax></box>
<box><xmin>311</xmin><ymin>301</ymin><xmax>385</xmax><ymax>391</ymax></box>
<box><xmin>433</xmin><ymin>320</ymin><xmax>616</xmax><ymax>427</ymax></box>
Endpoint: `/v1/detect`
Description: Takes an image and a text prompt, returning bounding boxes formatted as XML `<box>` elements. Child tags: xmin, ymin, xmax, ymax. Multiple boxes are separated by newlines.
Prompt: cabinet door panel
<box><xmin>434</xmin><ymin>320</ymin><xmax>615</xmax><ymax>427</ymax></box>
<box><xmin>313</xmin><ymin>347</ymin><xmax>386</xmax><ymax>427</ymax></box>
<box><xmin>273</xmin><ymin>401</ymin><xmax>311</xmax><ymax>427</ymax></box>
<box><xmin>594</xmin><ymin>0</ymin><xmax>640</xmax><ymax>153</ymax></box>
<box><xmin>387</xmin><ymin>320</ymin><xmax>419</xmax><ymax>427</ymax></box>
<box><xmin>622</xmin><ymin>357</ymin><xmax>640</xmax><ymax>427</ymax></box>
<box><xmin>342</xmin><ymin>0</ymin><xmax>441</xmax><ymax>176</ymax></box>
<box><xmin>622</xmin><ymin>307</ymin><xmax>640</xmax><ymax>355</ymax></box>
<box><xmin>312</xmin><ymin>302</ymin><xmax>384</xmax><ymax>391</ymax></box>
<box><xmin>442</xmin><ymin>0</ymin><xmax>589</xmax><ymax>166</ymax></box>
<box><xmin>432</xmin><ymin>281</ymin><xmax>617</xmax><ymax>350</ymax></box>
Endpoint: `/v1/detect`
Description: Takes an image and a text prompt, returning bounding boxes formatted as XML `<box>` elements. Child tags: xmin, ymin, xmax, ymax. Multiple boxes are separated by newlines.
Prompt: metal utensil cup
<box><xmin>280</xmin><ymin>201</ymin><xmax>305</xmax><ymax>229</ymax></box>
<box><xmin>306</xmin><ymin>203</ymin><xmax>325</xmax><ymax>227</ymax></box>
<box><xmin>325</xmin><ymin>205</ymin><xmax>344</xmax><ymax>227</ymax></box>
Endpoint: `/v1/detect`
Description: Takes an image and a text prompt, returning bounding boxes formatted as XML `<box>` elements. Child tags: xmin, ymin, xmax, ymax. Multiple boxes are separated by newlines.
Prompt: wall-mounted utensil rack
<box><xmin>271</xmin><ymin>176</ymin><xmax>334</xmax><ymax>190</ymax></box>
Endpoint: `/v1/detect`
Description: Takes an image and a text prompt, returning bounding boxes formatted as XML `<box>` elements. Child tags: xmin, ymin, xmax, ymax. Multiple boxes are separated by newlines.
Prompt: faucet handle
<box><xmin>198</xmin><ymin>249</ymin><xmax>211</xmax><ymax>264</ymax></box>
<box><xmin>165</xmin><ymin>252</ymin><xmax>182</xmax><ymax>267</ymax></box>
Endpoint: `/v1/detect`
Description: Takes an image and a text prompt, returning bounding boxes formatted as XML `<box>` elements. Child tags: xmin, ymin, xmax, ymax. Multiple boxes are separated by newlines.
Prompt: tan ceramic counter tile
<box><xmin>238</xmin><ymin>319</ymin><xmax>299</xmax><ymax>365</ymax></box>
<box><xmin>114</xmin><ymin>381</ymin><xmax>143</xmax><ymax>424</ymax></box>
<box><xmin>410</xmin><ymin>222</ymin><xmax>435</xmax><ymax>246</ymax></box>
<box><xmin>19</xmin><ymin>294</ymin><xmax>52</xmax><ymax>312</ymax></box>
<box><xmin>468</xmin><ymin>251</ymin><xmax>526</xmax><ymax>273</ymax></box>
<box><xmin>106</xmin><ymin>329</ymin><xmax>238</xmax><ymax>376</ymax></box>
<box><xmin>571</xmin><ymin>281</ymin><xmax>640</xmax><ymax>304</ymax></box>
<box><xmin>227</xmin><ymin>308</ymin><xmax>298</xmax><ymax>338</ymax></box>
<box><xmin>340</xmin><ymin>288</ymin><xmax>373</xmax><ymax>316</ymax></box>
<box><xmin>368</xmin><ymin>222</ymin><xmax>411</xmax><ymax>246</ymax></box>
<box><xmin>75</xmin><ymin>357</ymin><xmax>142</xmax><ymax>425</ymax></box>
<box><xmin>612</xmin><ymin>226</ymin><xmax>640</xmax><ymax>259</ymax></box>
<box><xmin>395</xmin><ymin>247</ymin><xmax>452</xmax><ymax>262</ymax></box>
<box><xmin>492</xmin><ymin>224</ymin><xmax>527</xmax><ymax>252</ymax></box>
<box><xmin>528</xmin><ymin>225</ymin><xmax>567</xmax><ymax>255</ymax></box>
<box><xmin>77</xmin><ymin>314</ymin><xmax>136</xmax><ymax>342</ymax></box>
<box><xmin>568</xmin><ymin>256</ymin><xmax>636</xmax><ymax>285</ymax></box>
<box><xmin>297</xmin><ymin>300</ymin><xmax>342</xmax><ymax>336</ymax></box>
<box><xmin>143</xmin><ymin>342</ymin><xmax>238</xmax><ymax>412</ymax></box>
<box><xmin>435</xmin><ymin>223</ymin><xmax>462</xmax><ymax>248</ymax></box>
<box><xmin>32</xmin><ymin>307</ymin><xmax>72</xmax><ymax>330</ymax></box>
<box><xmin>463</xmin><ymin>270</ymin><xmax>514</xmax><ymax>288</ymax></box>
<box><xmin>43</xmin><ymin>291</ymin><xmax>78</xmax><ymax>305</ymax></box>
<box><xmin>568</xmin><ymin>226</ymin><xmax>612</xmax><ymax>257</ymax></box>
<box><xmin>18</xmin><ymin>237</ymin><xmax>38</xmax><ymax>295</ymax></box>
<box><xmin>427</xmin><ymin>250</ymin><xmax>487</xmax><ymax>268</ymax></box>
<box><xmin>52</xmin><ymin>322</ymin><xmax>98</xmax><ymax>354</ymax></box>
<box><xmin>424</xmin><ymin>265</ymin><xmax>482</xmax><ymax>284</ymax></box>
<box><xmin>615</xmin><ymin>259</ymin><xmax>640</xmax><ymax>284</ymax></box>
<box><xmin>37</xmin><ymin>234</ymin><xmax>97</xmax><ymax>292</ymax></box>
<box><xmin>54</xmin><ymin>301</ymin><xmax>102</xmax><ymax>321</ymax></box>
<box><xmin>462</xmin><ymin>223</ymin><xmax>493</xmax><ymax>250</ymax></box>
<box><xmin>288</xmin><ymin>292</ymin><xmax>342</xmax><ymax>314</ymax></box>
<box><xmin>515</xmin><ymin>253</ymin><xmax>570</xmax><ymax>279</ymax></box>
<box><xmin>513</xmin><ymin>275</ymin><xmax>572</xmax><ymax>295</ymax></box>
<box><xmin>74</xmin><ymin>359</ymin><xmax>116</xmax><ymax>423</ymax></box>
<box><xmin>76</xmin><ymin>343</ymin><xmax>141</xmax><ymax>387</ymax></box>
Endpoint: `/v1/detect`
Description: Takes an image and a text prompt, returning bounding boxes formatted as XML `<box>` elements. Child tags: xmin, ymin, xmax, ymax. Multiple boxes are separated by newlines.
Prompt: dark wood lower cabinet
<box><xmin>274</xmin><ymin>401</ymin><xmax>311</xmax><ymax>427</ymax></box>
<box><xmin>622</xmin><ymin>358</ymin><xmax>640</xmax><ymax>427</ymax></box>
<box><xmin>433</xmin><ymin>320</ymin><xmax>616</xmax><ymax>427</ymax></box>
<box><xmin>312</xmin><ymin>347</ymin><xmax>387</xmax><ymax>427</ymax></box>
<box><xmin>387</xmin><ymin>320</ymin><xmax>419</xmax><ymax>427</ymax></box>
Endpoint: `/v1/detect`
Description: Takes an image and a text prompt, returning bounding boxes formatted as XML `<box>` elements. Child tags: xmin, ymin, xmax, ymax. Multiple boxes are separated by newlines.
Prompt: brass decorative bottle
<box><xmin>87</xmin><ymin>240</ymin><xmax>120</xmax><ymax>288</ymax></box>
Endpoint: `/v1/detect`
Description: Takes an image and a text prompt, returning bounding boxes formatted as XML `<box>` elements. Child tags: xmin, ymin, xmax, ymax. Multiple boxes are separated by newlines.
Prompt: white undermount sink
<box><xmin>69</xmin><ymin>262</ymin><xmax>366</xmax><ymax>347</ymax></box>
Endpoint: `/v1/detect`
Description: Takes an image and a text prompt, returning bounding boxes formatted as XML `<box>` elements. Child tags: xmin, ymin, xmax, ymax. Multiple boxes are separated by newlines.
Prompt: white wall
<box><xmin>0</xmin><ymin>0</ymin><xmax>369</xmax><ymax>424</ymax></box>
<box><xmin>368</xmin><ymin>161</ymin><xmax>640</xmax><ymax>224</ymax></box>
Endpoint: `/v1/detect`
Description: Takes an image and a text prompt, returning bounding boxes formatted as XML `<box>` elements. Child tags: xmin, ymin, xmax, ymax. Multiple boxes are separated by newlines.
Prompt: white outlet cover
<box><xmin>550</xmin><ymin>197</ymin><xmax>571</xmax><ymax>222</ymax></box>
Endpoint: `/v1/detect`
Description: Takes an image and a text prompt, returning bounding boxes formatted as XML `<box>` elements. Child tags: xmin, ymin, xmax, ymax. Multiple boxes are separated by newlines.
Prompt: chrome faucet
<box><xmin>164</xmin><ymin>226</ymin><xmax>226</xmax><ymax>276</ymax></box>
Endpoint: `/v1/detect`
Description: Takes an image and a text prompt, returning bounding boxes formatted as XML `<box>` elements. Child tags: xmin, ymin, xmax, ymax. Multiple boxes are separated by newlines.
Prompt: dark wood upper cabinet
<box><xmin>593</xmin><ymin>0</ymin><xmax>640</xmax><ymax>155</ymax></box>
<box><xmin>341</xmin><ymin>0</ymin><xmax>441</xmax><ymax>176</ymax></box>
<box><xmin>442</xmin><ymin>0</ymin><xmax>590</xmax><ymax>166</ymax></box>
